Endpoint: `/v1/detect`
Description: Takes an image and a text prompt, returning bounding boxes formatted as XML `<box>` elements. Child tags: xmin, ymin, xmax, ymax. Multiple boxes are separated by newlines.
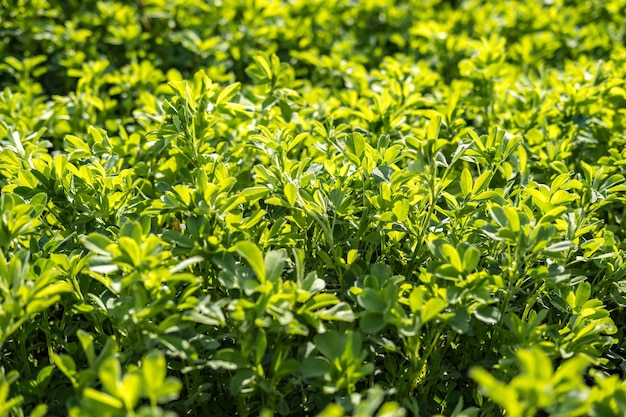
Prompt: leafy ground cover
<box><xmin>2</xmin><ymin>0</ymin><xmax>626</xmax><ymax>415</ymax></box>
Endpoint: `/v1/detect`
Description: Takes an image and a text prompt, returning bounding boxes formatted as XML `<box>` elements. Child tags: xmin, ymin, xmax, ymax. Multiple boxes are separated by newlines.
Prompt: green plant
<box><xmin>1</xmin><ymin>0</ymin><xmax>626</xmax><ymax>416</ymax></box>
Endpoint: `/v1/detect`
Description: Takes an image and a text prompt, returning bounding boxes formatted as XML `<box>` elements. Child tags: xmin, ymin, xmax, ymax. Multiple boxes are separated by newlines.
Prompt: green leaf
<box><xmin>360</xmin><ymin>311</ymin><xmax>387</xmax><ymax>333</ymax></box>
<box><xmin>575</xmin><ymin>281</ymin><xmax>592</xmax><ymax>309</ymax></box>
<box><xmin>502</xmin><ymin>206</ymin><xmax>520</xmax><ymax>232</ymax></box>
<box><xmin>357</xmin><ymin>288</ymin><xmax>387</xmax><ymax>312</ymax></box>
<box><xmin>489</xmin><ymin>205</ymin><xmax>509</xmax><ymax>229</ymax></box>
<box><xmin>162</xmin><ymin>230</ymin><xmax>195</xmax><ymax>249</ymax></box>
<box><xmin>503</xmin><ymin>135</ymin><xmax>522</xmax><ymax>160</ymax></box>
<box><xmin>252</xmin><ymin>55</ymin><xmax>272</xmax><ymax>81</ymax></box>
<box><xmin>234</xmin><ymin>241</ymin><xmax>266</xmax><ymax>283</ymax></box>
<box><xmin>392</xmin><ymin>199</ymin><xmax>409</xmax><ymax>221</ymax></box>
<box><xmin>441</xmin><ymin>243</ymin><xmax>463</xmax><ymax>272</ymax></box>
<box><xmin>539</xmin><ymin>206</ymin><xmax>567</xmax><ymax>224</ymax></box>
<box><xmin>77</xmin><ymin>330</ymin><xmax>96</xmax><ymax>367</ymax></box>
<box><xmin>155</xmin><ymin>377</ymin><xmax>182</xmax><ymax>403</ymax></box>
<box><xmin>239</xmin><ymin>186</ymin><xmax>271</xmax><ymax>202</ymax></box>
<box><xmin>120</xmin><ymin>221</ymin><xmax>143</xmax><ymax>241</ymax></box>
<box><xmin>99</xmin><ymin>357</ymin><xmax>121</xmax><ymax>396</ymax></box>
<box><xmin>372</xmin><ymin>166</ymin><xmax>393</xmax><ymax>183</ymax></box>
<box><xmin>317</xmin><ymin>302</ymin><xmax>355</xmax><ymax>322</ymax></box>
<box><xmin>302</xmin><ymin>271</ymin><xmax>325</xmax><ymax>294</ymax></box>
<box><xmin>473</xmin><ymin>171</ymin><xmax>493</xmax><ymax>194</ymax></box>
<box><xmin>82</xmin><ymin>234</ymin><xmax>113</xmax><ymax>256</ymax></box>
<box><xmin>427</xmin><ymin>113</ymin><xmax>442</xmax><ymax>140</ymax></box>
<box><xmin>118</xmin><ymin>237</ymin><xmax>141</xmax><ymax>266</ymax></box>
<box><xmin>409</xmin><ymin>287</ymin><xmax>425</xmax><ymax>314</ymax></box>
<box><xmin>284</xmin><ymin>182</ymin><xmax>298</xmax><ymax>207</ymax></box>
<box><xmin>462</xmin><ymin>246</ymin><xmax>481</xmax><ymax>272</ymax></box>
<box><xmin>422</xmin><ymin>298</ymin><xmax>447</xmax><ymax>323</ymax></box>
<box><xmin>142</xmin><ymin>351</ymin><xmax>166</xmax><ymax>394</ymax></box>
<box><xmin>170</xmin><ymin>255</ymin><xmax>204</xmax><ymax>273</ymax></box>
<box><xmin>301</xmin><ymin>357</ymin><xmax>330</xmax><ymax>379</ymax></box>
<box><xmin>52</xmin><ymin>353</ymin><xmax>77</xmax><ymax>383</ymax></box>
<box><xmin>544</xmin><ymin>241</ymin><xmax>574</xmax><ymax>255</ymax></box>
<box><xmin>264</xmin><ymin>250</ymin><xmax>286</xmax><ymax>283</ymax></box>
<box><xmin>83</xmin><ymin>388</ymin><xmax>124</xmax><ymax>409</ymax></box>
<box><xmin>119</xmin><ymin>372</ymin><xmax>142</xmax><ymax>410</ymax></box>
<box><xmin>474</xmin><ymin>305</ymin><xmax>501</xmax><ymax>325</ymax></box>
<box><xmin>315</xmin><ymin>404</ymin><xmax>344</xmax><ymax>417</ymax></box>
<box><xmin>448</xmin><ymin>307</ymin><xmax>470</xmax><ymax>334</ymax></box>
<box><xmin>460</xmin><ymin>168</ymin><xmax>473</xmax><ymax>197</ymax></box>
<box><xmin>347</xmin><ymin>132</ymin><xmax>366</xmax><ymax>158</ymax></box>
<box><xmin>314</xmin><ymin>331</ymin><xmax>344</xmax><ymax>360</ymax></box>
<box><xmin>28</xmin><ymin>404</ymin><xmax>48</xmax><ymax>417</ymax></box>
<box><xmin>469</xmin><ymin>368</ymin><xmax>515</xmax><ymax>411</ymax></box>
<box><xmin>216</xmin><ymin>82</ymin><xmax>240</xmax><ymax>106</ymax></box>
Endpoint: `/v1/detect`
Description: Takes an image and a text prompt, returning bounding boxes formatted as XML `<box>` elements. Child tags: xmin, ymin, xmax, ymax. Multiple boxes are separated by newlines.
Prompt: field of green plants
<box><xmin>2</xmin><ymin>0</ymin><xmax>626</xmax><ymax>415</ymax></box>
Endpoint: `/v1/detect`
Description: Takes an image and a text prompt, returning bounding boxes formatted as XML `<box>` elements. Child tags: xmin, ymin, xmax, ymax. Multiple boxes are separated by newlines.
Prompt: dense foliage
<box><xmin>2</xmin><ymin>0</ymin><xmax>626</xmax><ymax>415</ymax></box>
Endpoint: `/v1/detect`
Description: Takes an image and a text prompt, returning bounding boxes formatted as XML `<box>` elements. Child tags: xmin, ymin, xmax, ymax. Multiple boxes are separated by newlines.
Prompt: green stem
<box><xmin>19</xmin><ymin>326</ymin><xmax>31</xmax><ymax>378</ymax></box>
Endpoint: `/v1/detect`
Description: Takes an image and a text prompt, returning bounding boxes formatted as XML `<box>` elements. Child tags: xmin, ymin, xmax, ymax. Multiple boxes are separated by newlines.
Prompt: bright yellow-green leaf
<box><xmin>460</xmin><ymin>168</ymin><xmax>473</xmax><ymax>197</ymax></box>
<box><xmin>216</xmin><ymin>82</ymin><xmax>240</xmax><ymax>106</ymax></box>
<box><xmin>441</xmin><ymin>243</ymin><xmax>463</xmax><ymax>272</ymax></box>
<box><xmin>284</xmin><ymin>182</ymin><xmax>298</xmax><ymax>207</ymax></box>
